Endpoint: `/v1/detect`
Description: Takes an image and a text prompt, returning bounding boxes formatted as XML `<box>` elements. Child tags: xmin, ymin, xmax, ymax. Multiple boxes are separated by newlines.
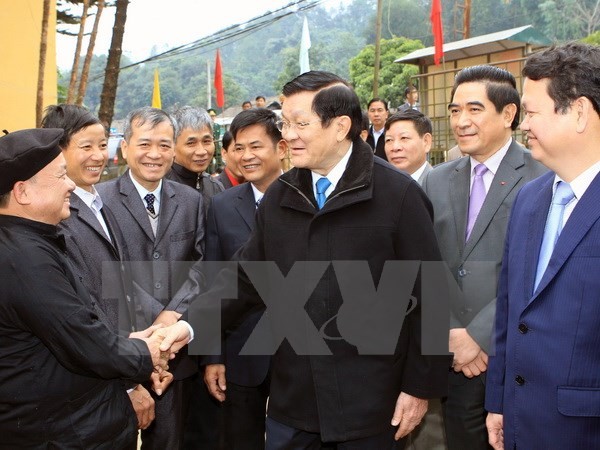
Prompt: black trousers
<box><xmin>222</xmin><ymin>377</ymin><xmax>270</xmax><ymax>450</ymax></box>
<box><xmin>141</xmin><ymin>376</ymin><xmax>194</xmax><ymax>450</ymax></box>
<box><xmin>442</xmin><ymin>371</ymin><xmax>491</xmax><ymax>450</ymax></box>
<box><xmin>182</xmin><ymin>371</ymin><xmax>224</xmax><ymax>450</ymax></box>
<box><xmin>265</xmin><ymin>416</ymin><xmax>406</xmax><ymax>450</ymax></box>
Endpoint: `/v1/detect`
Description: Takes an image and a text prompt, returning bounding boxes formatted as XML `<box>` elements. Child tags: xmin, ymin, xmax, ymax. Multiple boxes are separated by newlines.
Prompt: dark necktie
<box><xmin>144</xmin><ymin>193</ymin><xmax>156</xmax><ymax>215</ymax></box>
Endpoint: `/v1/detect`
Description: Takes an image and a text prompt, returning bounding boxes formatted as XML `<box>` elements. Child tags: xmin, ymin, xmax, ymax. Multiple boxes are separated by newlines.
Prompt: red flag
<box><xmin>214</xmin><ymin>49</ymin><xmax>224</xmax><ymax>108</ymax></box>
<box><xmin>430</xmin><ymin>0</ymin><xmax>444</xmax><ymax>65</ymax></box>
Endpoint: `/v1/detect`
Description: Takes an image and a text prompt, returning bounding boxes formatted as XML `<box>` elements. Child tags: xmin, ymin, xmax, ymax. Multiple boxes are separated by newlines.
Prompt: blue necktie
<box><xmin>316</xmin><ymin>177</ymin><xmax>331</xmax><ymax>209</ymax></box>
<box><xmin>534</xmin><ymin>181</ymin><xmax>575</xmax><ymax>291</ymax></box>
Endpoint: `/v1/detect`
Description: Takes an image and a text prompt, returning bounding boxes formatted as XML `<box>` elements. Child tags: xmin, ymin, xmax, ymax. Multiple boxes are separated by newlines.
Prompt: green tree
<box><xmin>349</xmin><ymin>37</ymin><xmax>423</xmax><ymax>108</ymax></box>
<box><xmin>582</xmin><ymin>30</ymin><xmax>600</xmax><ymax>44</ymax></box>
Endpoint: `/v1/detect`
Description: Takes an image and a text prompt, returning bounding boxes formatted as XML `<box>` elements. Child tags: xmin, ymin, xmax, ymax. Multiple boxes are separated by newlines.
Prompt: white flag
<box><xmin>299</xmin><ymin>17</ymin><xmax>311</xmax><ymax>74</ymax></box>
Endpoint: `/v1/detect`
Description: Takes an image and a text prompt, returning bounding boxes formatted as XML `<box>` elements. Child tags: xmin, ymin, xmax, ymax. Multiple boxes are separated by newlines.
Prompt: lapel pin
<box><xmin>500</xmin><ymin>181</ymin><xmax>506</xmax><ymax>185</ymax></box>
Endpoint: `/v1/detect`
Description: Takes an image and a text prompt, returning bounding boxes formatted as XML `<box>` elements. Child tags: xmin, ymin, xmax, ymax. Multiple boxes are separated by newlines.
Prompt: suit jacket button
<box><xmin>518</xmin><ymin>323</ymin><xmax>528</xmax><ymax>334</ymax></box>
<box><xmin>155</xmin><ymin>282</ymin><xmax>162</xmax><ymax>289</ymax></box>
<box><xmin>153</xmin><ymin>252</ymin><xmax>160</xmax><ymax>259</ymax></box>
<box><xmin>458</xmin><ymin>269</ymin><xmax>467</xmax><ymax>277</ymax></box>
<box><xmin>515</xmin><ymin>375</ymin><xmax>525</xmax><ymax>385</ymax></box>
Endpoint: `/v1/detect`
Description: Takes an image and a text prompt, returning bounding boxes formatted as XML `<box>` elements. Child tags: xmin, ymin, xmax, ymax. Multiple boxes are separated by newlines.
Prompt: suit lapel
<box><xmin>463</xmin><ymin>143</ymin><xmax>524</xmax><ymax>258</ymax></box>
<box><xmin>119</xmin><ymin>173</ymin><xmax>155</xmax><ymax>241</ymax></box>
<box><xmin>70</xmin><ymin>194</ymin><xmax>113</xmax><ymax>244</ymax></box>
<box><xmin>417</xmin><ymin>162</ymin><xmax>433</xmax><ymax>185</ymax></box>
<box><xmin>155</xmin><ymin>180</ymin><xmax>178</xmax><ymax>244</ymax></box>
<box><xmin>235</xmin><ymin>183</ymin><xmax>256</xmax><ymax>230</ymax></box>
<box><xmin>531</xmin><ymin>171</ymin><xmax>600</xmax><ymax>302</ymax></box>
<box><xmin>449</xmin><ymin>157</ymin><xmax>470</xmax><ymax>256</ymax></box>
<box><xmin>525</xmin><ymin>174</ymin><xmax>554</xmax><ymax>302</ymax></box>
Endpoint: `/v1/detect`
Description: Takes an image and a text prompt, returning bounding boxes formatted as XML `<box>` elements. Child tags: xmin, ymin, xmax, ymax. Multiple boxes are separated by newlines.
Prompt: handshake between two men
<box><xmin>126</xmin><ymin>312</ymin><xmax>192</xmax><ymax>429</ymax></box>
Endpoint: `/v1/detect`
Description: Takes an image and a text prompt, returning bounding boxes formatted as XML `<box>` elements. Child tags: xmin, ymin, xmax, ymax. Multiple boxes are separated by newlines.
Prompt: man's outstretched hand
<box><xmin>156</xmin><ymin>321</ymin><xmax>192</xmax><ymax>357</ymax></box>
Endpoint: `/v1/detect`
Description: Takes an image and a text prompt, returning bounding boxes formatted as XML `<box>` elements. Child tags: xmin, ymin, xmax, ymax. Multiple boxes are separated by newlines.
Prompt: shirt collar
<box><xmin>250</xmin><ymin>183</ymin><xmax>264</xmax><ymax>205</ymax></box>
<box><xmin>554</xmin><ymin>159</ymin><xmax>600</xmax><ymax>200</ymax></box>
<box><xmin>129</xmin><ymin>170</ymin><xmax>162</xmax><ymax>205</ymax></box>
<box><xmin>311</xmin><ymin>143</ymin><xmax>353</xmax><ymax>194</ymax></box>
<box><xmin>469</xmin><ymin>137</ymin><xmax>512</xmax><ymax>176</ymax></box>
<box><xmin>410</xmin><ymin>161</ymin><xmax>429</xmax><ymax>181</ymax></box>
<box><xmin>74</xmin><ymin>185</ymin><xmax>103</xmax><ymax>211</ymax></box>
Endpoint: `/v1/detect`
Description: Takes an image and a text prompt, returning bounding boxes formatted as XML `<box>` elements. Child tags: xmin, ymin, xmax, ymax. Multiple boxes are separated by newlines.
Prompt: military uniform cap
<box><xmin>0</xmin><ymin>128</ymin><xmax>63</xmax><ymax>195</ymax></box>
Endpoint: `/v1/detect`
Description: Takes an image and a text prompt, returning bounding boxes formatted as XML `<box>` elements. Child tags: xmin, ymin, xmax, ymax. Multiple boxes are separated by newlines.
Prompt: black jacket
<box><xmin>187</xmin><ymin>139</ymin><xmax>449</xmax><ymax>441</ymax></box>
<box><xmin>0</xmin><ymin>215</ymin><xmax>152</xmax><ymax>448</ymax></box>
<box><xmin>166</xmin><ymin>163</ymin><xmax>224</xmax><ymax>214</ymax></box>
<box><xmin>366</xmin><ymin>125</ymin><xmax>388</xmax><ymax>161</ymax></box>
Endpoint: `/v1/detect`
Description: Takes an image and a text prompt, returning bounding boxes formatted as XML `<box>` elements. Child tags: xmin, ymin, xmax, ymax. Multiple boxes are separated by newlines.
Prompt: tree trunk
<box><xmin>66</xmin><ymin>0</ymin><xmax>90</xmax><ymax>104</ymax></box>
<box><xmin>76</xmin><ymin>0</ymin><xmax>105</xmax><ymax>106</ymax></box>
<box><xmin>36</xmin><ymin>0</ymin><xmax>51</xmax><ymax>127</ymax></box>
<box><xmin>98</xmin><ymin>0</ymin><xmax>129</xmax><ymax>129</ymax></box>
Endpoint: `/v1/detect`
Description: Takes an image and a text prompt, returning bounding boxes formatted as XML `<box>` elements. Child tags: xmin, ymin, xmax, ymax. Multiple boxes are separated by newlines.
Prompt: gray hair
<box><xmin>123</xmin><ymin>107</ymin><xmax>177</xmax><ymax>143</ymax></box>
<box><xmin>172</xmin><ymin>106</ymin><xmax>213</xmax><ymax>140</ymax></box>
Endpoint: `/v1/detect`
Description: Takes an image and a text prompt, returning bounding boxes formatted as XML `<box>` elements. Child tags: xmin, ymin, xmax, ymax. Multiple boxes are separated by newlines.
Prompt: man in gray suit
<box><xmin>421</xmin><ymin>65</ymin><xmax>548</xmax><ymax>450</ymax></box>
<box><xmin>384</xmin><ymin>109</ymin><xmax>433</xmax><ymax>184</ymax></box>
<box><xmin>98</xmin><ymin>107</ymin><xmax>205</xmax><ymax>450</ymax></box>
<box><xmin>41</xmin><ymin>104</ymin><xmax>163</xmax><ymax>430</ymax></box>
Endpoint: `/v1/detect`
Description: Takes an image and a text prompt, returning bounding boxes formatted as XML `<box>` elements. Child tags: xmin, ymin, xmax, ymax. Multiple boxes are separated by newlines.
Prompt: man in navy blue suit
<box><xmin>203</xmin><ymin>107</ymin><xmax>286</xmax><ymax>449</ymax></box>
<box><xmin>486</xmin><ymin>42</ymin><xmax>600</xmax><ymax>449</ymax></box>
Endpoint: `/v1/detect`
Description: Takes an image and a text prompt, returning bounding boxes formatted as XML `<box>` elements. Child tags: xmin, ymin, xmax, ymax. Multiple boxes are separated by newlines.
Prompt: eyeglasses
<box><xmin>275</xmin><ymin>119</ymin><xmax>321</xmax><ymax>132</ymax></box>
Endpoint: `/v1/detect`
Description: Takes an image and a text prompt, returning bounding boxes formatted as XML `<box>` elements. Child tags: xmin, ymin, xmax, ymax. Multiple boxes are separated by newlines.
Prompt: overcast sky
<box><xmin>56</xmin><ymin>0</ymin><xmax>347</xmax><ymax>69</ymax></box>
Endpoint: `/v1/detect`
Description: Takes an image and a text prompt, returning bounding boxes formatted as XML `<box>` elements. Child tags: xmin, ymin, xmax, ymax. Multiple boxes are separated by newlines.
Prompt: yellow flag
<box><xmin>152</xmin><ymin>69</ymin><xmax>161</xmax><ymax>108</ymax></box>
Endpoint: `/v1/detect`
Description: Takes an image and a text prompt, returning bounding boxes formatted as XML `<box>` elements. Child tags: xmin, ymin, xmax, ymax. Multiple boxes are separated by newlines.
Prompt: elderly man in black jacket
<box><xmin>163</xmin><ymin>71</ymin><xmax>450</xmax><ymax>449</ymax></box>
<box><xmin>0</xmin><ymin>128</ymin><xmax>170</xmax><ymax>448</ymax></box>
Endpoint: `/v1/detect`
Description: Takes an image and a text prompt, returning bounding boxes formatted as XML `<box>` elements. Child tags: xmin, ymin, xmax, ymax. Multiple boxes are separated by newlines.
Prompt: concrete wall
<box><xmin>0</xmin><ymin>0</ymin><xmax>57</xmax><ymax>131</ymax></box>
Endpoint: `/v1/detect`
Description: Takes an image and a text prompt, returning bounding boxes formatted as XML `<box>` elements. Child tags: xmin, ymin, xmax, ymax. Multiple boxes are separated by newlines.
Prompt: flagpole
<box><xmin>207</xmin><ymin>60</ymin><xmax>212</xmax><ymax>110</ymax></box>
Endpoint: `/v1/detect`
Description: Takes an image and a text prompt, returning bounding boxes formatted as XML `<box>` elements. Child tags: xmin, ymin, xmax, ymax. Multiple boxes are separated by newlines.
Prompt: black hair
<box><xmin>523</xmin><ymin>42</ymin><xmax>600</xmax><ymax>115</ymax></box>
<box><xmin>229</xmin><ymin>108</ymin><xmax>282</xmax><ymax>146</ymax></box>
<box><xmin>368</xmin><ymin>97</ymin><xmax>389</xmax><ymax>111</ymax></box>
<box><xmin>41</xmin><ymin>104</ymin><xmax>105</xmax><ymax>148</ymax></box>
<box><xmin>282</xmin><ymin>71</ymin><xmax>363</xmax><ymax>140</ymax></box>
<box><xmin>451</xmin><ymin>65</ymin><xmax>521</xmax><ymax>130</ymax></box>
<box><xmin>385</xmin><ymin>109</ymin><xmax>432</xmax><ymax>137</ymax></box>
<box><xmin>221</xmin><ymin>130</ymin><xmax>234</xmax><ymax>151</ymax></box>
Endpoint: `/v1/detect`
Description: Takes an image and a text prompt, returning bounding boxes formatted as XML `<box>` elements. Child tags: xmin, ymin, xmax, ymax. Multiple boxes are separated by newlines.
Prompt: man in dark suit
<box><xmin>98</xmin><ymin>107</ymin><xmax>205</xmax><ymax>450</ymax></box>
<box><xmin>218</xmin><ymin>130</ymin><xmax>245</xmax><ymax>189</ymax></box>
<box><xmin>203</xmin><ymin>107</ymin><xmax>286</xmax><ymax>449</ymax></box>
<box><xmin>384</xmin><ymin>109</ymin><xmax>433</xmax><ymax>186</ymax></box>
<box><xmin>0</xmin><ymin>128</ymin><xmax>167</xmax><ymax>448</ymax></box>
<box><xmin>486</xmin><ymin>42</ymin><xmax>600</xmax><ymax>450</ymax></box>
<box><xmin>366</xmin><ymin>97</ymin><xmax>389</xmax><ymax>161</ymax></box>
<box><xmin>41</xmin><ymin>104</ymin><xmax>160</xmax><ymax>430</ymax></box>
<box><xmin>422</xmin><ymin>65</ymin><xmax>548</xmax><ymax>450</ymax></box>
<box><xmin>166</xmin><ymin>106</ymin><xmax>224</xmax><ymax>212</ymax></box>
<box><xmin>163</xmin><ymin>71</ymin><xmax>450</xmax><ymax>448</ymax></box>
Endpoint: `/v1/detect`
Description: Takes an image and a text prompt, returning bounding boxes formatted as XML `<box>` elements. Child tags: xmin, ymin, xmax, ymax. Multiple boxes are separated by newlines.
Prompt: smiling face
<box><xmin>520</xmin><ymin>77</ymin><xmax>577</xmax><ymax>175</ymax></box>
<box><xmin>232</xmin><ymin>124</ymin><xmax>285</xmax><ymax>192</ymax></box>
<box><xmin>384</xmin><ymin>120</ymin><xmax>431</xmax><ymax>175</ymax></box>
<box><xmin>62</xmin><ymin>123</ymin><xmax>107</xmax><ymax>192</ymax></box>
<box><xmin>174</xmin><ymin>126</ymin><xmax>215</xmax><ymax>174</ymax></box>
<box><xmin>24</xmin><ymin>153</ymin><xmax>76</xmax><ymax>224</ymax></box>
<box><xmin>280</xmin><ymin>91</ymin><xmax>349</xmax><ymax>175</ymax></box>
<box><xmin>121</xmin><ymin>119</ymin><xmax>175</xmax><ymax>191</ymax></box>
<box><xmin>449</xmin><ymin>81</ymin><xmax>515</xmax><ymax>162</ymax></box>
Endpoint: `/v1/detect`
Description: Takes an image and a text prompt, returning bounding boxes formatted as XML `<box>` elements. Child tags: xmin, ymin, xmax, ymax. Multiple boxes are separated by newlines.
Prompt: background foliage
<box><xmin>59</xmin><ymin>0</ymin><xmax>600</xmax><ymax>121</ymax></box>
